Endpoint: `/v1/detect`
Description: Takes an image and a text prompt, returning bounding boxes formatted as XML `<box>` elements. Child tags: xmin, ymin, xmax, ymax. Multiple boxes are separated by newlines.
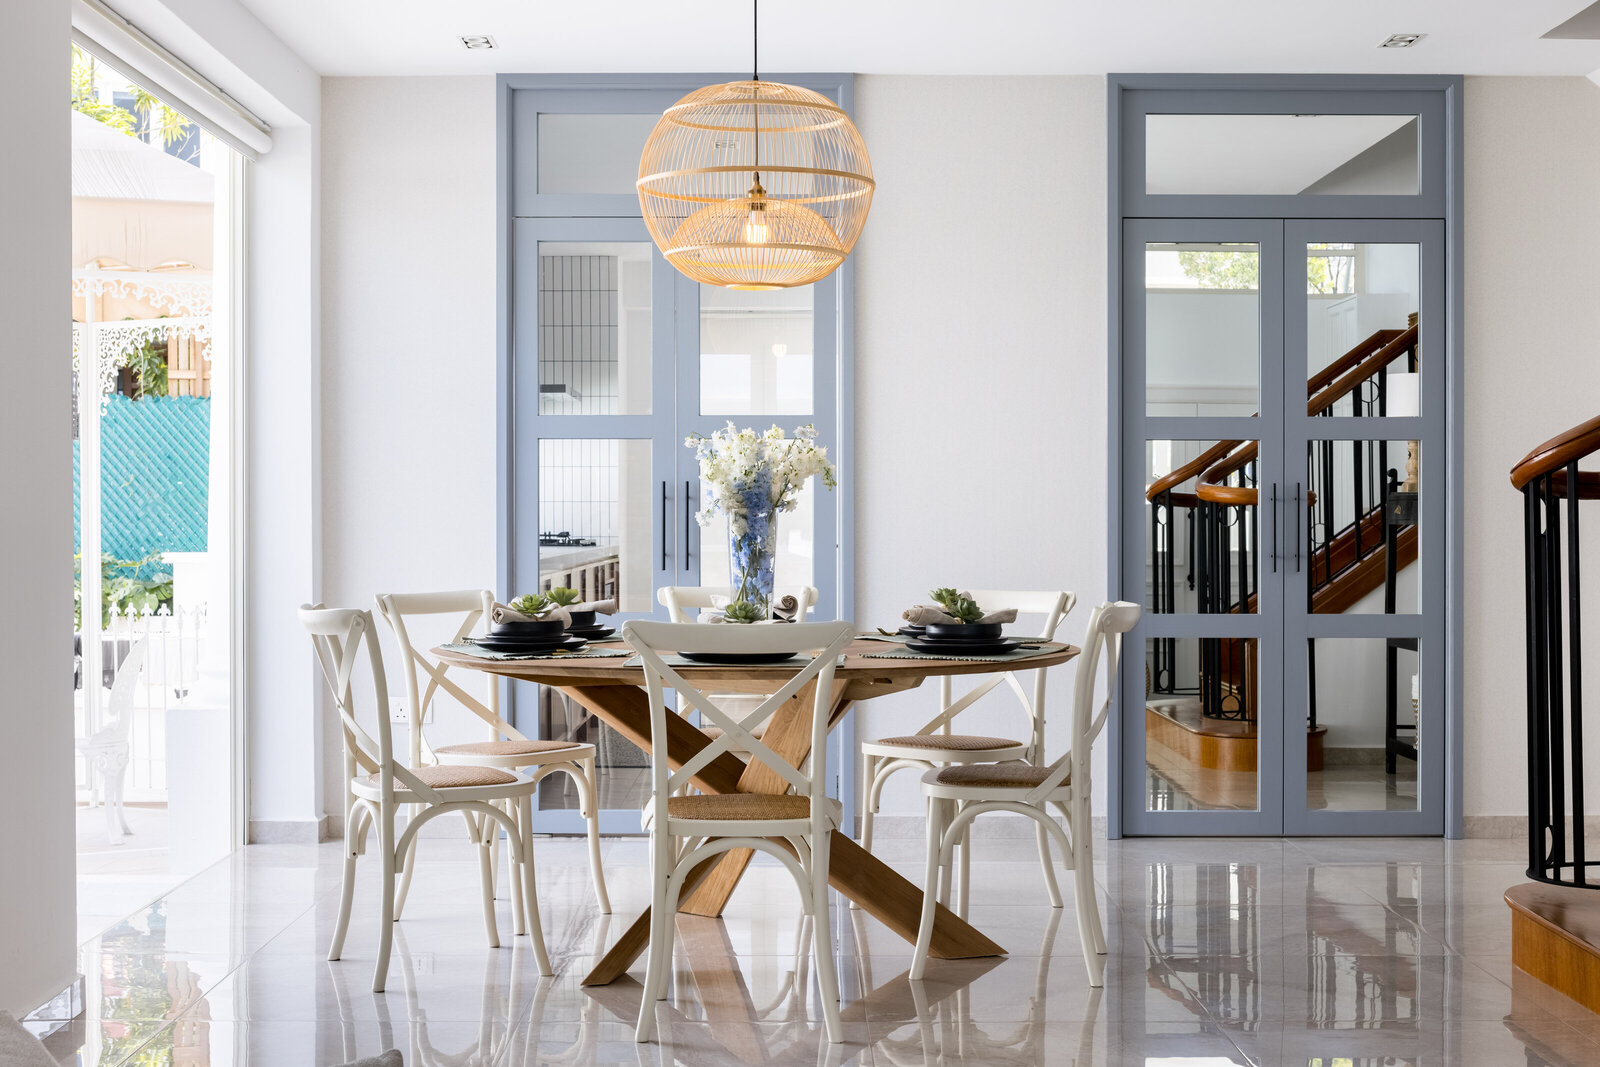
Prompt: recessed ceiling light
<box><xmin>459</xmin><ymin>35</ymin><xmax>498</xmax><ymax>50</ymax></box>
<box><xmin>1379</xmin><ymin>33</ymin><xmax>1426</xmax><ymax>48</ymax></box>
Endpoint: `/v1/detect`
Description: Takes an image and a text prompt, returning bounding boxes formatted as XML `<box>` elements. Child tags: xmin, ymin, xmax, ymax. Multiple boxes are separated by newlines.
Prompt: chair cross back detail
<box><xmin>303</xmin><ymin>605</ymin><xmax>451</xmax><ymax>806</ymax></box>
<box><xmin>1020</xmin><ymin>600</ymin><xmax>1128</xmax><ymax>805</ymax></box>
<box><xmin>376</xmin><ymin>590</ymin><xmax>529</xmax><ymax>764</ymax></box>
<box><xmin>624</xmin><ymin>620</ymin><xmax>857</xmax><ymax>798</ymax></box>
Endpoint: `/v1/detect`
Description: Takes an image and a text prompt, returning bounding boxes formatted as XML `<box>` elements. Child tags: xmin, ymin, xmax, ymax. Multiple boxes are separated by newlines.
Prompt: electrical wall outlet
<box><xmin>389</xmin><ymin>700</ymin><xmax>432</xmax><ymax>725</ymax></box>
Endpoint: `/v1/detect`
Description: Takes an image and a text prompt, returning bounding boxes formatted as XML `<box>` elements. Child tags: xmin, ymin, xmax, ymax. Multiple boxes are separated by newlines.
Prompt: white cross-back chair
<box><xmin>624</xmin><ymin>618</ymin><xmax>857</xmax><ymax>1044</ymax></box>
<box><xmin>76</xmin><ymin>637</ymin><xmax>149</xmax><ymax>845</ymax></box>
<box><xmin>376</xmin><ymin>589</ymin><xmax>610</xmax><ymax>921</ymax></box>
<box><xmin>859</xmin><ymin>590</ymin><xmax>1076</xmax><ymax>910</ymax></box>
<box><xmin>300</xmin><ymin>604</ymin><xmax>553</xmax><ymax>992</ymax></box>
<box><xmin>909</xmin><ymin>601</ymin><xmax>1139</xmax><ymax>988</ymax></box>
<box><xmin>657</xmin><ymin>585</ymin><xmax>820</xmax><ymax>762</ymax></box>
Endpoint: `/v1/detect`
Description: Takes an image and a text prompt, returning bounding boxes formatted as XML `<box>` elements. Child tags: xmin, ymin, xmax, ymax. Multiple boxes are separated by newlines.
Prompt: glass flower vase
<box><xmin>727</xmin><ymin>504</ymin><xmax>778</xmax><ymax>621</ymax></box>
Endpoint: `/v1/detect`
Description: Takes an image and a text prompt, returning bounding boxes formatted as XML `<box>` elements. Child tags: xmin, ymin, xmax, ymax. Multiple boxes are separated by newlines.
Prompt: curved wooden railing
<box><xmin>1306</xmin><ymin>328</ymin><xmax>1405</xmax><ymax>398</ymax></box>
<box><xmin>1517</xmin><ymin>415</ymin><xmax>1600</xmax><ymax>890</ymax></box>
<box><xmin>1197</xmin><ymin>442</ymin><xmax>1259</xmax><ymax>507</ymax></box>
<box><xmin>1307</xmin><ymin>324</ymin><xmax>1420</xmax><ymax>418</ymax></box>
<box><xmin>1147</xmin><ymin>439</ymin><xmax>1243</xmax><ymax>502</ymax></box>
<box><xmin>1511</xmin><ymin>414</ymin><xmax>1600</xmax><ymax>494</ymax></box>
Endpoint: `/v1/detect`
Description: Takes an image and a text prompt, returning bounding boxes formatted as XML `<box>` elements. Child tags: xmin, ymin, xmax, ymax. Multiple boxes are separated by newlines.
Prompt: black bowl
<box><xmin>565</xmin><ymin>610</ymin><xmax>597</xmax><ymax>630</ymax></box>
<box><xmin>922</xmin><ymin>622</ymin><xmax>1003</xmax><ymax>640</ymax></box>
<box><xmin>493</xmin><ymin>618</ymin><xmax>567</xmax><ymax>637</ymax></box>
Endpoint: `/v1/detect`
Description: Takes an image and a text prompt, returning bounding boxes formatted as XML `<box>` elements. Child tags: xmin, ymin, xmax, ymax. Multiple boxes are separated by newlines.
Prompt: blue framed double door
<box><xmin>1121</xmin><ymin>216</ymin><xmax>1446</xmax><ymax>836</ymax></box>
<box><xmin>507</xmin><ymin>216</ymin><xmax>843</xmax><ymax>832</ymax></box>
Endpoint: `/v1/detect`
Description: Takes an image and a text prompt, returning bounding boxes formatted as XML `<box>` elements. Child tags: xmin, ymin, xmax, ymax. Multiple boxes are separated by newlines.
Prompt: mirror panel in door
<box><xmin>1305</xmin><ymin>439</ymin><xmax>1421</xmax><ymax>615</ymax></box>
<box><xmin>1145</xmin><ymin>636</ymin><xmax>1260</xmax><ymax>812</ymax></box>
<box><xmin>1146</xmin><ymin>115</ymin><xmax>1420</xmax><ymax>196</ymax></box>
<box><xmin>1307</xmin><ymin>637</ymin><xmax>1421</xmax><ymax>812</ymax></box>
<box><xmin>537</xmin><ymin>242</ymin><xmax>653</xmax><ymax>415</ymax></box>
<box><xmin>1145</xmin><ymin>242</ymin><xmax>1261</xmax><ymax>417</ymax></box>
<box><xmin>1305</xmin><ymin>242</ymin><xmax>1421</xmax><ymax>417</ymax></box>
<box><xmin>536</xmin><ymin>438</ymin><xmax>655</xmax><ymax>613</ymax></box>
<box><xmin>699</xmin><ymin>283</ymin><xmax>815</xmax><ymax>416</ymax></box>
<box><xmin>1145</xmin><ymin>440</ymin><xmax>1262</xmax><ymax>615</ymax></box>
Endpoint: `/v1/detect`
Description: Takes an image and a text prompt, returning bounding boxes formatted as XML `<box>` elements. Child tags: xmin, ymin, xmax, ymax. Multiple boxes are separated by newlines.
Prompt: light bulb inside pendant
<box><xmin>741</xmin><ymin>176</ymin><xmax>770</xmax><ymax>245</ymax></box>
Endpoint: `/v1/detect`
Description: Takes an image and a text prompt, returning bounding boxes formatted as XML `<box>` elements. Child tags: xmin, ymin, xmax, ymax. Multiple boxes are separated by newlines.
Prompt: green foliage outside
<box><xmin>123</xmin><ymin>327</ymin><xmax>170</xmax><ymax>398</ymax></box>
<box><xmin>71</xmin><ymin>44</ymin><xmax>195</xmax><ymax>153</ymax></box>
<box><xmin>75</xmin><ymin>552</ymin><xmax>174</xmax><ymax>630</ymax></box>
<box><xmin>1176</xmin><ymin>244</ymin><xmax>1355</xmax><ymax>294</ymax></box>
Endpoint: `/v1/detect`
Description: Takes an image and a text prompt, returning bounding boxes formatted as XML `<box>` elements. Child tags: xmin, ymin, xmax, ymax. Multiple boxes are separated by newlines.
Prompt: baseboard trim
<box><xmin>248</xmin><ymin>817</ymin><xmax>335</xmax><ymax>844</ymax></box>
<box><xmin>22</xmin><ymin>973</ymin><xmax>84</xmax><ymax>1041</ymax></box>
<box><xmin>1464</xmin><ymin>815</ymin><xmax>1600</xmax><ymax>840</ymax></box>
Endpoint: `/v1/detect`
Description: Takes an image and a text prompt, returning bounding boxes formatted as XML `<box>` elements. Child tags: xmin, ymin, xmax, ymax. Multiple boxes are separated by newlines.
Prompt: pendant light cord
<box><xmin>751</xmin><ymin>0</ymin><xmax>761</xmax><ymax>181</ymax></box>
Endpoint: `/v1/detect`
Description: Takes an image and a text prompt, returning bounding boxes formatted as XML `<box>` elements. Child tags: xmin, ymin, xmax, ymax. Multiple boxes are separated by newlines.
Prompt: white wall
<box><xmin>852</xmin><ymin>76</ymin><xmax>1111</xmax><ymax>823</ymax></box>
<box><xmin>319</xmin><ymin>77</ymin><xmax>500</xmax><ymax>802</ymax></box>
<box><xmin>0</xmin><ymin>0</ymin><xmax>78</xmax><ymax>1018</ymax></box>
<box><xmin>1461</xmin><ymin>76</ymin><xmax>1600</xmax><ymax>823</ymax></box>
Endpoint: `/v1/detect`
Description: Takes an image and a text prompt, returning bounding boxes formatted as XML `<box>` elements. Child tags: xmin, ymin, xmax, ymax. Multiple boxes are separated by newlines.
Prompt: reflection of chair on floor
<box><xmin>76</xmin><ymin>637</ymin><xmax>149</xmax><ymax>845</ymax></box>
<box><xmin>912</xmin><ymin>601</ymin><xmax>1139</xmax><ymax>987</ymax></box>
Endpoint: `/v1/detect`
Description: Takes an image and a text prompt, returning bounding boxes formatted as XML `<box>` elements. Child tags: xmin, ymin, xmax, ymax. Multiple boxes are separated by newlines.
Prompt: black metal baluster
<box><xmin>1569</xmin><ymin>461</ymin><xmax>1587</xmax><ymax>884</ymax></box>
<box><xmin>1529</xmin><ymin>476</ymin><xmax>1553</xmax><ymax>880</ymax></box>
<box><xmin>1546</xmin><ymin>472</ymin><xmax>1568</xmax><ymax>875</ymax></box>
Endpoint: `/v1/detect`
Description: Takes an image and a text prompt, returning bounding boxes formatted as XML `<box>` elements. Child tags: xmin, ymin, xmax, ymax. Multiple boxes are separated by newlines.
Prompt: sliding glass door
<box><xmin>1120</xmin><ymin>218</ymin><xmax>1445</xmax><ymax>836</ymax></box>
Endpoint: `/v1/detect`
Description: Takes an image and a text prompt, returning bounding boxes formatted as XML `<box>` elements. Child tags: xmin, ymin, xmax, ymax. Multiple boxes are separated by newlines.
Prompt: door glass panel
<box><xmin>537</xmin><ymin>113</ymin><xmax>663</xmax><ymax>195</ymax></box>
<box><xmin>1306</xmin><ymin>242</ymin><xmax>1421</xmax><ymax>416</ymax></box>
<box><xmin>538</xmin><ymin>242</ymin><xmax>652</xmax><ymax>415</ymax></box>
<box><xmin>536</xmin><ymin>438</ymin><xmax>653</xmax><ymax>613</ymax></box>
<box><xmin>1305</xmin><ymin>439</ymin><xmax>1420</xmax><ymax>614</ymax></box>
<box><xmin>1146</xmin><ymin>440</ymin><xmax>1261</xmax><ymax>615</ymax></box>
<box><xmin>1145</xmin><ymin>243</ymin><xmax>1260</xmax><ymax>416</ymax></box>
<box><xmin>700</xmin><ymin>284</ymin><xmax>815</xmax><ymax>415</ymax></box>
<box><xmin>697</xmin><ymin>479</ymin><xmax>816</xmax><ymax>600</ymax></box>
<box><xmin>1145</xmin><ymin>636</ymin><xmax>1259</xmax><ymax>812</ymax></box>
<box><xmin>1146</xmin><ymin>115</ymin><xmax>1419</xmax><ymax>196</ymax></box>
<box><xmin>1307</xmin><ymin>638</ymin><xmax>1421</xmax><ymax>811</ymax></box>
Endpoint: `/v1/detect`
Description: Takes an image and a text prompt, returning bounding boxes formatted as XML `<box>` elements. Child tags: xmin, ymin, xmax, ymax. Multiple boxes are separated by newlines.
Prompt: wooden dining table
<box><xmin>433</xmin><ymin>635</ymin><xmax>1080</xmax><ymax>986</ymax></box>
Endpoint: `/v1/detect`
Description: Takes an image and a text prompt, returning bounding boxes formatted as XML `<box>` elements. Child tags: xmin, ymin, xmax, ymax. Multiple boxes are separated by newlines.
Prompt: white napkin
<box><xmin>772</xmin><ymin>594</ymin><xmax>801</xmax><ymax>622</ymax></box>
<box><xmin>567</xmin><ymin>598</ymin><xmax>618</xmax><ymax>615</ymax></box>
<box><xmin>491</xmin><ymin>601</ymin><xmax>572</xmax><ymax>626</ymax></box>
<box><xmin>901</xmin><ymin>602</ymin><xmax>1019</xmax><ymax>626</ymax></box>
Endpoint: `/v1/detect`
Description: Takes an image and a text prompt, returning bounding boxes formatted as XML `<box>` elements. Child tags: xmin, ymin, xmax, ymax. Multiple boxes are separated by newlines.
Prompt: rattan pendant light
<box><xmin>637</xmin><ymin>1</ymin><xmax>874</xmax><ymax>290</ymax></box>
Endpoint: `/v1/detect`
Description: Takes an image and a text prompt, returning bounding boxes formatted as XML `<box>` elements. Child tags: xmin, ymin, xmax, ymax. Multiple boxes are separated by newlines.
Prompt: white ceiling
<box><xmin>237</xmin><ymin>0</ymin><xmax>1600</xmax><ymax>78</ymax></box>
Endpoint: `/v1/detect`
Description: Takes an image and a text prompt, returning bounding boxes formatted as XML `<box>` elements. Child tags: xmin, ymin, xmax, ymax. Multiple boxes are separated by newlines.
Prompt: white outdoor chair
<box><xmin>300</xmin><ymin>604</ymin><xmax>552</xmax><ymax>992</ymax></box>
<box><xmin>76</xmin><ymin>637</ymin><xmax>149</xmax><ymax>845</ymax></box>
<box><xmin>624</xmin><ymin>618</ymin><xmax>857</xmax><ymax>1044</ymax></box>
<box><xmin>859</xmin><ymin>590</ymin><xmax>1076</xmax><ymax>911</ymax></box>
<box><xmin>910</xmin><ymin>601</ymin><xmax>1139</xmax><ymax>988</ymax></box>
<box><xmin>376</xmin><ymin>590</ymin><xmax>610</xmax><ymax>922</ymax></box>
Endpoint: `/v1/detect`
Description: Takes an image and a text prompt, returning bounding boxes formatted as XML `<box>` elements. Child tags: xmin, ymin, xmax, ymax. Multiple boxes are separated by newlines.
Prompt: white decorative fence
<box><xmin>76</xmin><ymin>604</ymin><xmax>207</xmax><ymax>801</ymax></box>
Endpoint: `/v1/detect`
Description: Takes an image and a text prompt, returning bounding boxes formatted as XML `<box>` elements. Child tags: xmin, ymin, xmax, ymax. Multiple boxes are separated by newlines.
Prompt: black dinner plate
<box><xmin>677</xmin><ymin>650</ymin><xmax>804</xmax><ymax>665</ymax></box>
<box><xmin>905</xmin><ymin>637</ymin><xmax>1023</xmax><ymax>656</ymax></box>
<box><xmin>473</xmin><ymin>634</ymin><xmax>589</xmax><ymax>653</ymax></box>
<box><xmin>565</xmin><ymin>625</ymin><xmax>617</xmax><ymax>640</ymax></box>
<box><xmin>897</xmin><ymin>626</ymin><xmax>927</xmax><ymax>638</ymax></box>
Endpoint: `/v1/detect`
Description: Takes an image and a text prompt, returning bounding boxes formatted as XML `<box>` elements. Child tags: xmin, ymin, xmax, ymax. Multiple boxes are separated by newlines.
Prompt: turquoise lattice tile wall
<box><xmin>74</xmin><ymin>394</ymin><xmax>210</xmax><ymax>560</ymax></box>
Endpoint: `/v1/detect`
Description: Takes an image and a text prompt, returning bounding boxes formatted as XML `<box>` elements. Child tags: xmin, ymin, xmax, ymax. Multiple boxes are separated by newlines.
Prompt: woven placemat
<box><xmin>858</xmin><ymin>644</ymin><xmax>1061</xmax><ymax>664</ymax></box>
<box><xmin>442</xmin><ymin>642</ymin><xmax>633</xmax><ymax>661</ymax></box>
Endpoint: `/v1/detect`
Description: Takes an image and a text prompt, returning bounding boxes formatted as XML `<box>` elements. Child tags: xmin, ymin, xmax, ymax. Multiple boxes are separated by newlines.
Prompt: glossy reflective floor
<box><xmin>65</xmin><ymin>833</ymin><xmax>1600</xmax><ymax>1066</ymax></box>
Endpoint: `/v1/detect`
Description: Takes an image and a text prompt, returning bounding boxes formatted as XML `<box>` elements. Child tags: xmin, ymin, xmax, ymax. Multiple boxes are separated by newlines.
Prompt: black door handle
<box><xmin>1294</xmin><ymin>482</ymin><xmax>1303</xmax><ymax>572</ymax></box>
<box><xmin>660</xmin><ymin>480</ymin><xmax>669</xmax><ymax>571</ymax></box>
<box><xmin>684</xmin><ymin>481</ymin><xmax>693</xmax><ymax>571</ymax></box>
<box><xmin>1270</xmin><ymin>483</ymin><xmax>1278</xmax><ymax>573</ymax></box>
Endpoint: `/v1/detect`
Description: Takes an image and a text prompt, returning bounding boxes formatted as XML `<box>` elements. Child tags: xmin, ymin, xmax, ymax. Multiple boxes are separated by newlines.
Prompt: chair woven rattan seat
<box><xmin>928</xmin><ymin>762</ymin><xmax>1064</xmax><ymax>788</ymax></box>
<box><xmin>874</xmin><ymin>733</ymin><xmax>1023</xmax><ymax>752</ymax></box>
<box><xmin>368</xmin><ymin>765</ymin><xmax>519</xmax><ymax>789</ymax></box>
<box><xmin>665</xmin><ymin>792</ymin><xmax>815</xmax><ymax>821</ymax></box>
<box><xmin>435</xmin><ymin>739</ymin><xmax>586</xmax><ymax>758</ymax></box>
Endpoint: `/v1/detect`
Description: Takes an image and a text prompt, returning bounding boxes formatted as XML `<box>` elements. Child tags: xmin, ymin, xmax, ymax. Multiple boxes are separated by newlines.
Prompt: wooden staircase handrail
<box><xmin>1305</xmin><ymin>328</ymin><xmax>1404</xmax><ymax>397</ymax></box>
<box><xmin>1306</xmin><ymin>325</ymin><xmax>1420</xmax><ymax>417</ymax></box>
<box><xmin>1197</xmin><ymin>442</ymin><xmax>1259</xmax><ymax>506</ymax></box>
<box><xmin>1147</xmin><ymin>439</ymin><xmax>1243</xmax><ymax>502</ymax></box>
<box><xmin>1511</xmin><ymin>414</ymin><xmax>1600</xmax><ymax>491</ymax></box>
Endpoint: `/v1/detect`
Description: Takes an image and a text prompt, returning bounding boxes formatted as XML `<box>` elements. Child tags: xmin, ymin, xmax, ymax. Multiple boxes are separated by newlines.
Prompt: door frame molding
<box><xmin>1105</xmin><ymin>73</ymin><xmax>1466</xmax><ymax>838</ymax></box>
